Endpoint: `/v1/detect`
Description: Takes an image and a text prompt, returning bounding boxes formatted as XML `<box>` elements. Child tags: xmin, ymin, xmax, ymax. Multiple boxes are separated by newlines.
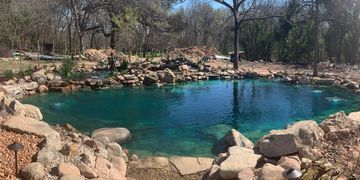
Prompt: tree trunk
<box><xmin>313</xmin><ymin>0</ymin><xmax>319</xmax><ymax>77</ymax></box>
<box><xmin>110</xmin><ymin>21</ymin><xmax>116</xmax><ymax>49</ymax></box>
<box><xmin>79</xmin><ymin>34</ymin><xmax>84</xmax><ymax>53</ymax></box>
<box><xmin>233</xmin><ymin>21</ymin><xmax>240</xmax><ymax>70</ymax></box>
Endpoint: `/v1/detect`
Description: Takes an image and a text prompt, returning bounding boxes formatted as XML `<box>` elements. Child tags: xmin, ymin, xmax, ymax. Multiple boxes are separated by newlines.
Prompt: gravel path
<box><xmin>0</xmin><ymin>128</ymin><xmax>43</xmax><ymax>179</ymax></box>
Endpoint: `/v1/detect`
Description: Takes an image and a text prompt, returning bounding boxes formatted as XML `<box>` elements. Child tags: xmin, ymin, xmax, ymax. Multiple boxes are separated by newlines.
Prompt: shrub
<box><xmin>61</xmin><ymin>57</ymin><xmax>76</xmax><ymax>78</ymax></box>
<box><xmin>117</xmin><ymin>60</ymin><xmax>129</xmax><ymax>73</ymax></box>
<box><xmin>4</xmin><ymin>70</ymin><xmax>15</xmax><ymax>79</ymax></box>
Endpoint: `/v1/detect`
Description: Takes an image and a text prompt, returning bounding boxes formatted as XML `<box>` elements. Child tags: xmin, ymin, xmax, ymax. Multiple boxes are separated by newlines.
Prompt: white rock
<box><xmin>219</xmin><ymin>146</ymin><xmax>261</xmax><ymax>179</ymax></box>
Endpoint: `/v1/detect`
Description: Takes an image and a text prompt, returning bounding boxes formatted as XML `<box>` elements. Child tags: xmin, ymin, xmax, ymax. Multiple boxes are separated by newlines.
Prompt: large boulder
<box><xmin>259</xmin><ymin>163</ymin><xmax>285</xmax><ymax>180</ymax></box>
<box><xmin>143</xmin><ymin>73</ymin><xmax>158</xmax><ymax>86</ymax></box>
<box><xmin>77</xmin><ymin>162</ymin><xmax>98</xmax><ymax>179</ymax></box>
<box><xmin>92</xmin><ymin>128</ymin><xmax>131</xmax><ymax>144</ymax></box>
<box><xmin>94</xmin><ymin>157</ymin><xmax>112</xmax><ymax>179</ymax></box>
<box><xmin>1</xmin><ymin>85</ymin><xmax>23</xmax><ymax>99</ymax></box>
<box><xmin>347</xmin><ymin>111</ymin><xmax>360</xmax><ymax>124</ymax></box>
<box><xmin>257</xmin><ymin>120</ymin><xmax>324</xmax><ymax>158</ymax></box>
<box><xmin>8</xmin><ymin>100</ymin><xmax>43</xmax><ymax>120</ymax></box>
<box><xmin>38</xmin><ymin>85</ymin><xmax>49</xmax><ymax>93</ymax></box>
<box><xmin>311</xmin><ymin>77</ymin><xmax>335</xmax><ymax>86</ymax></box>
<box><xmin>109</xmin><ymin>156</ymin><xmax>127</xmax><ymax>179</ymax></box>
<box><xmin>21</xmin><ymin>162</ymin><xmax>46</xmax><ymax>180</ymax></box>
<box><xmin>3</xmin><ymin>116</ymin><xmax>61</xmax><ymax>150</ymax></box>
<box><xmin>320</xmin><ymin>112</ymin><xmax>357</xmax><ymax>141</ymax></box>
<box><xmin>22</xmin><ymin>104</ymin><xmax>43</xmax><ymax>120</ymax></box>
<box><xmin>219</xmin><ymin>146</ymin><xmax>261</xmax><ymax>179</ymax></box>
<box><xmin>31</xmin><ymin>70</ymin><xmax>48</xmax><ymax>84</ymax></box>
<box><xmin>163</xmin><ymin>69</ymin><xmax>176</xmax><ymax>83</ymax></box>
<box><xmin>213</xmin><ymin>129</ymin><xmax>254</xmax><ymax>154</ymax></box>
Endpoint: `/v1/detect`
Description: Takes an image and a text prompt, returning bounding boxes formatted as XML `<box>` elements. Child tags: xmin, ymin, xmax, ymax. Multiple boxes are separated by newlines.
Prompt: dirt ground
<box><xmin>127</xmin><ymin>163</ymin><xmax>206</xmax><ymax>180</ymax></box>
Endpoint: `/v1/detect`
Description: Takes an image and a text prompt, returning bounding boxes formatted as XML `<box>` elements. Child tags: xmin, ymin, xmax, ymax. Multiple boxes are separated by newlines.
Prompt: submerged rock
<box><xmin>213</xmin><ymin>129</ymin><xmax>254</xmax><ymax>154</ymax></box>
<box><xmin>92</xmin><ymin>127</ymin><xmax>131</xmax><ymax>144</ymax></box>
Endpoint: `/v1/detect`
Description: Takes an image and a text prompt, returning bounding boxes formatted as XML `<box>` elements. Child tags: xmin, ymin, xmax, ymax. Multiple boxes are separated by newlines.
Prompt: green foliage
<box><xmin>17</xmin><ymin>66</ymin><xmax>33</xmax><ymax>77</ymax></box>
<box><xmin>60</xmin><ymin>57</ymin><xmax>76</xmax><ymax>79</ymax></box>
<box><xmin>117</xmin><ymin>60</ymin><xmax>129</xmax><ymax>73</ymax></box>
<box><xmin>4</xmin><ymin>70</ymin><xmax>15</xmax><ymax>79</ymax></box>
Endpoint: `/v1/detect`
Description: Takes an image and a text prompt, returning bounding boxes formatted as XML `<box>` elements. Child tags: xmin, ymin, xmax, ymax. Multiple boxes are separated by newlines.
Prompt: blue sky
<box><xmin>174</xmin><ymin>0</ymin><xmax>224</xmax><ymax>9</ymax></box>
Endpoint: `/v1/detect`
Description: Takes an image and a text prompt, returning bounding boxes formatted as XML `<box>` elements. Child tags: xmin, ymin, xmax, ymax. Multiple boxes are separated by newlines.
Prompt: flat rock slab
<box><xmin>2</xmin><ymin>116</ymin><xmax>61</xmax><ymax>150</ymax></box>
<box><xmin>130</xmin><ymin>157</ymin><xmax>170</xmax><ymax>169</ymax></box>
<box><xmin>169</xmin><ymin>157</ymin><xmax>214</xmax><ymax>175</ymax></box>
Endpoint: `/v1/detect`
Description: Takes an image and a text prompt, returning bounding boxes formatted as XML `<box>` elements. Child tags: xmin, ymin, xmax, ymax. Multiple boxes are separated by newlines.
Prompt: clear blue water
<box><xmin>22</xmin><ymin>80</ymin><xmax>360</xmax><ymax>157</ymax></box>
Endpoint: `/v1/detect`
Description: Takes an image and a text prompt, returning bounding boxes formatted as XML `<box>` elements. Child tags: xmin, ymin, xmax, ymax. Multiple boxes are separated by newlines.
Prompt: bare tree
<box><xmin>214</xmin><ymin>0</ymin><xmax>277</xmax><ymax>70</ymax></box>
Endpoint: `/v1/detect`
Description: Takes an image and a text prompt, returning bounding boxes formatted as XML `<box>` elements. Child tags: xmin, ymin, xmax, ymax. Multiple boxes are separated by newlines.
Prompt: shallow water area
<box><xmin>22</xmin><ymin>79</ymin><xmax>360</xmax><ymax>157</ymax></box>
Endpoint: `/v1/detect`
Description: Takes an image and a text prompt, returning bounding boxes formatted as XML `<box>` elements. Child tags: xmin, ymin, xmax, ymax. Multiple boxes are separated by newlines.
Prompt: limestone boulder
<box><xmin>22</xmin><ymin>104</ymin><xmax>43</xmax><ymax>120</ymax></box>
<box><xmin>36</xmin><ymin>148</ymin><xmax>57</xmax><ymax>167</ymax></box>
<box><xmin>1</xmin><ymin>85</ymin><xmax>23</xmax><ymax>99</ymax></box>
<box><xmin>110</xmin><ymin>156</ymin><xmax>127</xmax><ymax>179</ymax></box>
<box><xmin>94</xmin><ymin>157</ymin><xmax>112</xmax><ymax>179</ymax></box>
<box><xmin>320</xmin><ymin>112</ymin><xmax>357</xmax><ymax>141</ymax></box>
<box><xmin>143</xmin><ymin>73</ymin><xmax>158</xmax><ymax>85</ymax></box>
<box><xmin>77</xmin><ymin>162</ymin><xmax>98</xmax><ymax>179</ymax></box>
<box><xmin>259</xmin><ymin>163</ymin><xmax>285</xmax><ymax>180</ymax></box>
<box><xmin>31</xmin><ymin>70</ymin><xmax>48</xmax><ymax>84</ymax></box>
<box><xmin>38</xmin><ymin>85</ymin><xmax>49</xmax><ymax>93</ymax></box>
<box><xmin>257</xmin><ymin>120</ymin><xmax>323</xmax><ymax>158</ymax></box>
<box><xmin>58</xmin><ymin>163</ymin><xmax>81</xmax><ymax>177</ymax></box>
<box><xmin>348</xmin><ymin>111</ymin><xmax>360</xmax><ymax>124</ymax></box>
<box><xmin>8</xmin><ymin>100</ymin><xmax>43</xmax><ymax>120</ymax></box>
<box><xmin>219</xmin><ymin>146</ymin><xmax>261</xmax><ymax>179</ymax></box>
<box><xmin>3</xmin><ymin>116</ymin><xmax>61</xmax><ymax>150</ymax></box>
<box><xmin>214</xmin><ymin>129</ymin><xmax>254</xmax><ymax>154</ymax></box>
<box><xmin>106</xmin><ymin>142</ymin><xmax>127</xmax><ymax>161</ymax></box>
<box><xmin>92</xmin><ymin>127</ymin><xmax>131</xmax><ymax>144</ymax></box>
<box><xmin>22</xmin><ymin>81</ymin><xmax>38</xmax><ymax>91</ymax></box>
<box><xmin>21</xmin><ymin>162</ymin><xmax>46</xmax><ymax>180</ymax></box>
<box><xmin>277</xmin><ymin>156</ymin><xmax>301</xmax><ymax>170</ymax></box>
<box><xmin>237</xmin><ymin>168</ymin><xmax>254</xmax><ymax>180</ymax></box>
<box><xmin>169</xmin><ymin>157</ymin><xmax>213</xmax><ymax>175</ymax></box>
<box><xmin>311</xmin><ymin>77</ymin><xmax>335</xmax><ymax>86</ymax></box>
<box><xmin>163</xmin><ymin>69</ymin><xmax>176</xmax><ymax>83</ymax></box>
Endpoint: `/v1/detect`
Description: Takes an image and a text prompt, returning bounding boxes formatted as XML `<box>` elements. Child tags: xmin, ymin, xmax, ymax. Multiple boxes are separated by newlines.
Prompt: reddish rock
<box><xmin>58</xmin><ymin>163</ymin><xmax>81</xmax><ymax>177</ymax></box>
<box><xmin>95</xmin><ymin>157</ymin><xmax>112</xmax><ymax>179</ymax></box>
<box><xmin>110</xmin><ymin>157</ymin><xmax>127</xmax><ymax>177</ymax></box>
<box><xmin>238</xmin><ymin>168</ymin><xmax>254</xmax><ymax>180</ymax></box>
<box><xmin>77</xmin><ymin>162</ymin><xmax>98</xmax><ymax>179</ymax></box>
<box><xmin>277</xmin><ymin>156</ymin><xmax>301</xmax><ymax>170</ymax></box>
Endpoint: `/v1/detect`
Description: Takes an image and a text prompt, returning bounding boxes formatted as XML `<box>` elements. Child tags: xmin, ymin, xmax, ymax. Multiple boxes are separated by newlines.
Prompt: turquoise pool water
<box><xmin>22</xmin><ymin>80</ymin><xmax>360</xmax><ymax>157</ymax></box>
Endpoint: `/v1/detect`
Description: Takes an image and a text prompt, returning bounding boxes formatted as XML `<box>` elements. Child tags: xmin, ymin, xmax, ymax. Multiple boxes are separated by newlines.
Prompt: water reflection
<box><xmin>22</xmin><ymin>80</ymin><xmax>360</xmax><ymax>156</ymax></box>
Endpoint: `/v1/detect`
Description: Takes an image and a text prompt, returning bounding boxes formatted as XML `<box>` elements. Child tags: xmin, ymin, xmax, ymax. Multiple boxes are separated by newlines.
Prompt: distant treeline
<box><xmin>0</xmin><ymin>0</ymin><xmax>359</xmax><ymax>65</ymax></box>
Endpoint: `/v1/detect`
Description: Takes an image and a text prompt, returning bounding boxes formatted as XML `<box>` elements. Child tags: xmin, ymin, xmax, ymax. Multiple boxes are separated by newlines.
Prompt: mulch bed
<box><xmin>0</xmin><ymin>128</ymin><xmax>43</xmax><ymax>179</ymax></box>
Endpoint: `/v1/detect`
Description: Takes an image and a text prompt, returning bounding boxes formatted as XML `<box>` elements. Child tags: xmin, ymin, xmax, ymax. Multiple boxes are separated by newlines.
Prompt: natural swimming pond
<box><xmin>22</xmin><ymin>80</ymin><xmax>360</xmax><ymax>157</ymax></box>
